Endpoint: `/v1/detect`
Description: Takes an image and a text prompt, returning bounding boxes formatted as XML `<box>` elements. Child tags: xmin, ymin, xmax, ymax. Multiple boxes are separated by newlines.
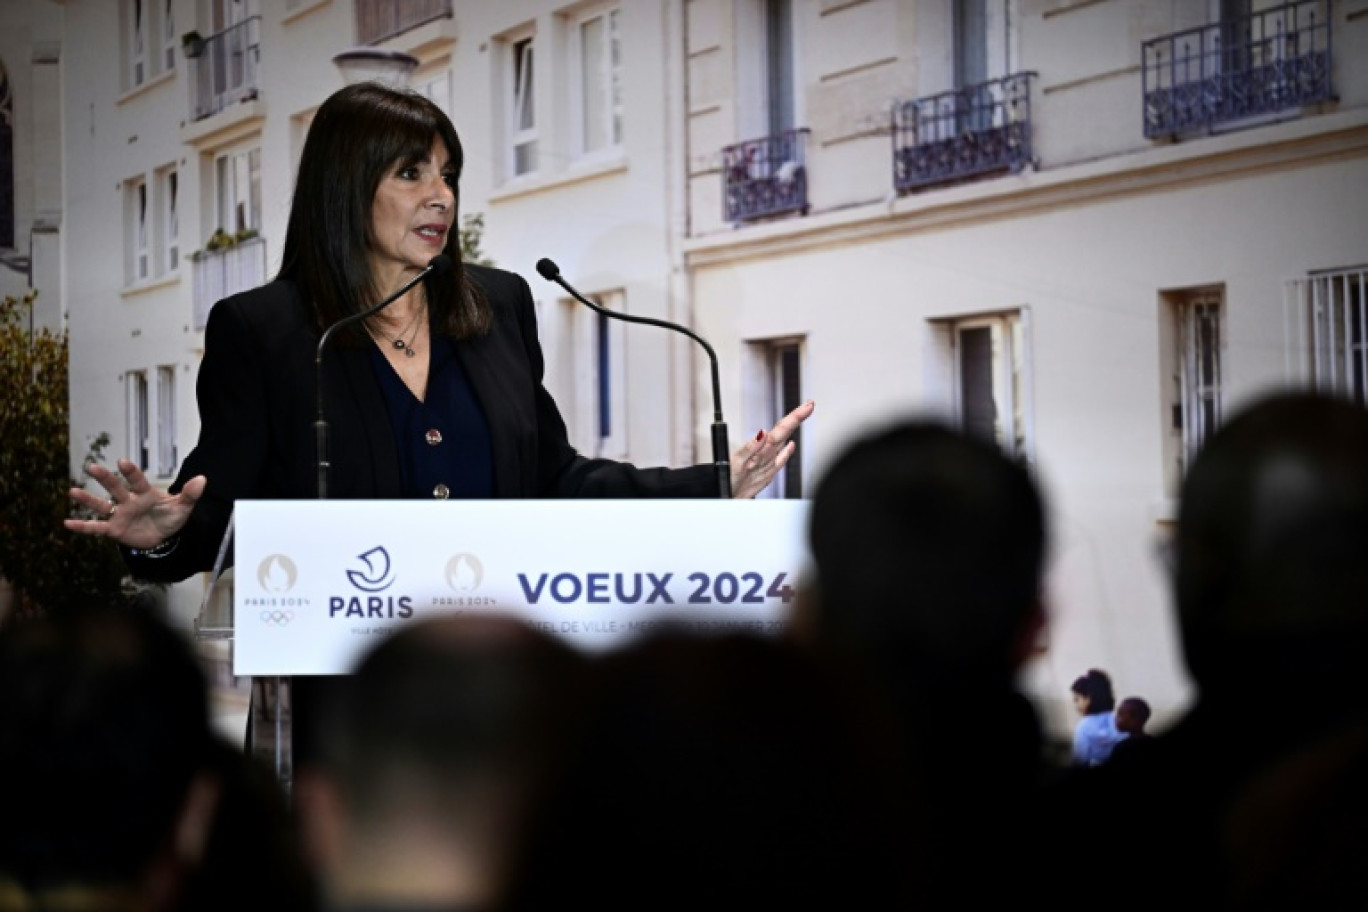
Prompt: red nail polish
<box><xmin>755</xmin><ymin>429</ymin><xmax>765</xmax><ymax>442</ymax></box>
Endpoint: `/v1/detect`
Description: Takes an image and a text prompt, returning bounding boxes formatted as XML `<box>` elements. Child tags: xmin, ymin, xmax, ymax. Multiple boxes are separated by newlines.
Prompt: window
<box><xmin>954</xmin><ymin>0</ymin><xmax>988</xmax><ymax>89</ymax></box>
<box><xmin>1287</xmin><ymin>266</ymin><xmax>1368</xmax><ymax>404</ymax></box>
<box><xmin>1218</xmin><ymin>0</ymin><xmax>1253</xmax><ymax>76</ymax></box>
<box><xmin>573</xmin><ymin>6</ymin><xmax>622</xmax><ymax>156</ymax></box>
<box><xmin>162</xmin><ymin>0</ymin><xmax>176</xmax><ymax>72</ymax></box>
<box><xmin>156</xmin><ymin>365</ymin><xmax>178</xmax><ymax>477</ymax></box>
<box><xmin>214</xmin><ymin>145</ymin><xmax>261</xmax><ymax>236</ymax></box>
<box><xmin>553</xmin><ymin>290</ymin><xmax>627</xmax><ymax>459</ymax></box>
<box><xmin>127</xmin><ymin>176</ymin><xmax>150</xmax><ymax>282</ymax></box>
<box><xmin>127</xmin><ymin>370</ymin><xmax>150</xmax><ymax>472</ymax></box>
<box><xmin>413</xmin><ymin>64</ymin><xmax>452</xmax><ymax>119</ymax></box>
<box><xmin>211</xmin><ymin>0</ymin><xmax>252</xmax><ymax>32</ymax></box>
<box><xmin>1161</xmin><ymin>288</ymin><xmax>1223</xmax><ymax>493</ymax></box>
<box><xmin>160</xmin><ymin>166</ymin><xmax>179</xmax><ymax>272</ymax></box>
<box><xmin>736</xmin><ymin>0</ymin><xmax>798</xmax><ymax>146</ymax></box>
<box><xmin>953</xmin><ymin>0</ymin><xmax>992</xmax><ymax>133</ymax></box>
<box><xmin>933</xmin><ymin>311</ymin><xmax>1032</xmax><ymax>461</ymax></box>
<box><xmin>509</xmin><ymin>35</ymin><xmax>538</xmax><ymax>177</ymax></box>
<box><xmin>129</xmin><ymin>0</ymin><xmax>147</xmax><ymax>87</ymax></box>
<box><xmin>764</xmin><ymin>0</ymin><xmax>795</xmax><ymax>136</ymax></box>
<box><xmin>744</xmin><ymin>339</ymin><xmax>806</xmax><ymax>499</ymax></box>
<box><xmin>123</xmin><ymin>0</ymin><xmax>176</xmax><ymax>89</ymax></box>
<box><xmin>0</xmin><ymin>62</ymin><xmax>12</xmax><ymax>249</ymax></box>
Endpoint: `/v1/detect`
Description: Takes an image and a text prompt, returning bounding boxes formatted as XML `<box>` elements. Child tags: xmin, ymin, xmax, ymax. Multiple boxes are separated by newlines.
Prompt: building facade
<box><xmin>34</xmin><ymin>0</ymin><xmax>1368</xmax><ymax>737</ymax></box>
<box><xmin>680</xmin><ymin>0</ymin><xmax>1368</xmax><ymax>732</ymax></box>
<box><xmin>0</xmin><ymin>0</ymin><xmax>63</xmax><ymax>326</ymax></box>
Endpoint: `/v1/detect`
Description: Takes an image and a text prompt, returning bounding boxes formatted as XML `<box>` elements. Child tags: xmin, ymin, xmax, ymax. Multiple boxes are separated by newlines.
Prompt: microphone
<box><xmin>314</xmin><ymin>254</ymin><xmax>453</xmax><ymax>499</ymax></box>
<box><xmin>536</xmin><ymin>257</ymin><xmax>731</xmax><ymax>499</ymax></box>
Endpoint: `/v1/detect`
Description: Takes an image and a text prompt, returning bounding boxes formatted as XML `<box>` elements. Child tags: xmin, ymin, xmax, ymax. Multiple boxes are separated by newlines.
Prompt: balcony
<box><xmin>721</xmin><ymin>129</ymin><xmax>811</xmax><ymax>224</ymax></box>
<box><xmin>188</xmin><ymin>16</ymin><xmax>261</xmax><ymax>122</ymax></box>
<box><xmin>193</xmin><ymin>235</ymin><xmax>267</xmax><ymax>331</ymax></box>
<box><xmin>892</xmin><ymin>72</ymin><xmax>1036</xmax><ymax>194</ymax></box>
<box><xmin>356</xmin><ymin>0</ymin><xmax>453</xmax><ymax>46</ymax></box>
<box><xmin>1142</xmin><ymin>0</ymin><xmax>1332</xmax><ymax>139</ymax></box>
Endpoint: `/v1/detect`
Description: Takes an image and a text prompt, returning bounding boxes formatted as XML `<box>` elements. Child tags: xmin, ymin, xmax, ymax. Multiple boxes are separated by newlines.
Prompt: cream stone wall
<box><xmin>683</xmin><ymin>0</ymin><xmax>1368</xmax><ymax>735</ymax></box>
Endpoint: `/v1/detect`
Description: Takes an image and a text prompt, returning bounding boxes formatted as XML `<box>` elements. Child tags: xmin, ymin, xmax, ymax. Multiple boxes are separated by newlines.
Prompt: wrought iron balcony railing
<box><xmin>356</xmin><ymin>0</ymin><xmax>453</xmax><ymax>46</ymax></box>
<box><xmin>721</xmin><ymin>128</ymin><xmax>811</xmax><ymax>224</ymax></box>
<box><xmin>892</xmin><ymin>72</ymin><xmax>1036</xmax><ymax>194</ymax></box>
<box><xmin>1142</xmin><ymin>0</ymin><xmax>1332</xmax><ymax>139</ymax></box>
<box><xmin>193</xmin><ymin>236</ymin><xmax>266</xmax><ymax>331</ymax></box>
<box><xmin>189</xmin><ymin>16</ymin><xmax>261</xmax><ymax>122</ymax></box>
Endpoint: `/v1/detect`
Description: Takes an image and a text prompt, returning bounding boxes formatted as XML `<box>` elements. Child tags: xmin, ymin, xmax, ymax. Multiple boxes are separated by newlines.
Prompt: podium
<box><xmin>196</xmin><ymin>498</ymin><xmax>812</xmax><ymax>792</ymax></box>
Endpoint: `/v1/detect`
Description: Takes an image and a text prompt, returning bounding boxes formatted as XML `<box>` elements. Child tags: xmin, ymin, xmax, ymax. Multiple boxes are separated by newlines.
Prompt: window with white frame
<box><xmin>954</xmin><ymin>0</ymin><xmax>988</xmax><ymax>90</ymax></box>
<box><xmin>155</xmin><ymin>365</ymin><xmax>178</xmax><ymax>477</ymax></box>
<box><xmin>211</xmin><ymin>0</ymin><xmax>253</xmax><ymax>32</ymax></box>
<box><xmin>126</xmin><ymin>176</ymin><xmax>150</xmax><ymax>283</ymax></box>
<box><xmin>736</xmin><ymin>0</ymin><xmax>799</xmax><ymax>144</ymax></box>
<box><xmin>1160</xmin><ymin>288</ymin><xmax>1223</xmax><ymax>493</ymax></box>
<box><xmin>508</xmin><ymin>34</ymin><xmax>538</xmax><ymax>177</ymax></box>
<box><xmin>128</xmin><ymin>0</ymin><xmax>148</xmax><ymax>87</ymax></box>
<box><xmin>214</xmin><ymin>145</ymin><xmax>261</xmax><ymax>236</ymax></box>
<box><xmin>554</xmin><ymin>290</ymin><xmax>627</xmax><ymax>459</ymax></box>
<box><xmin>764</xmin><ymin>0</ymin><xmax>795</xmax><ymax>135</ymax></box>
<box><xmin>162</xmin><ymin>0</ymin><xmax>176</xmax><ymax>72</ymax></box>
<box><xmin>127</xmin><ymin>370</ymin><xmax>150</xmax><ymax>472</ymax></box>
<box><xmin>122</xmin><ymin>0</ymin><xmax>176</xmax><ymax>89</ymax></box>
<box><xmin>160</xmin><ymin>166</ymin><xmax>179</xmax><ymax>273</ymax></box>
<box><xmin>573</xmin><ymin>6</ymin><xmax>622</xmax><ymax>156</ymax></box>
<box><xmin>744</xmin><ymin>338</ymin><xmax>805</xmax><ymax>499</ymax></box>
<box><xmin>1287</xmin><ymin>266</ymin><xmax>1368</xmax><ymax>404</ymax></box>
<box><xmin>413</xmin><ymin>63</ymin><xmax>452</xmax><ymax>119</ymax></box>
<box><xmin>939</xmin><ymin>311</ymin><xmax>1032</xmax><ymax>461</ymax></box>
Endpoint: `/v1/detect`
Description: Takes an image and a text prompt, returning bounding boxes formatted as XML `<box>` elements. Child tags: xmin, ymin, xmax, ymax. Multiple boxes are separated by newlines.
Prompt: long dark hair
<box><xmin>278</xmin><ymin>81</ymin><xmax>490</xmax><ymax>342</ymax></box>
<box><xmin>1071</xmin><ymin>668</ymin><xmax>1116</xmax><ymax>714</ymax></box>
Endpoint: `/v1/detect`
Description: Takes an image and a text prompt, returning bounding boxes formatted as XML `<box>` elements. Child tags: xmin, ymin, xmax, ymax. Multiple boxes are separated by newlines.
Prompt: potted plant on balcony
<box><xmin>181</xmin><ymin>31</ymin><xmax>206</xmax><ymax>59</ymax></box>
<box><xmin>204</xmin><ymin>228</ymin><xmax>236</xmax><ymax>253</ymax></box>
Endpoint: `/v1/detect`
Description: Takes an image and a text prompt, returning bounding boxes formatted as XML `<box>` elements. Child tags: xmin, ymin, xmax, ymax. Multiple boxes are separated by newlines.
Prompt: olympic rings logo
<box><xmin>260</xmin><ymin>610</ymin><xmax>295</xmax><ymax>626</ymax></box>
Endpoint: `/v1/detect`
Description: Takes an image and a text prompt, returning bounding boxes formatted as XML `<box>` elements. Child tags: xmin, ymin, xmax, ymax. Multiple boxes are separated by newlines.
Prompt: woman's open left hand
<box><xmin>730</xmin><ymin>400</ymin><xmax>815</xmax><ymax>499</ymax></box>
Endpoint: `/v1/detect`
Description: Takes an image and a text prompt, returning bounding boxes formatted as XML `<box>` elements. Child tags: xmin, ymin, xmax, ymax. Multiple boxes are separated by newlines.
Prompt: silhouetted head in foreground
<box><xmin>799</xmin><ymin>419</ymin><xmax>1048</xmax><ymax>680</ymax></box>
<box><xmin>500</xmin><ymin>628</ymin><xmax>915</xmax><ymax>908</ymax></box>
<box><xmin>0</xmin><ymin>603</ymin><xmax>217</xmax><ymax>909</ymax></box>
<box><xmin>1174</xmin><ymin>391</ymin><xmax>1368</xmax><ymax>705</ymax></box>
<box><xmin>299</xmin><ymin>613</ymin><xmax>586</xmax><ymax>911</ymax></box>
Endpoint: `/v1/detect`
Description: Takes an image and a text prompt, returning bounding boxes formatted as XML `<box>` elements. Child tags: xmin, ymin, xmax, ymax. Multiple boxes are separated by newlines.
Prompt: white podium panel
<box><xmin>233</xmin><ymin>499</ymin><xmax>811</xmax><ymax>675</ymax></box>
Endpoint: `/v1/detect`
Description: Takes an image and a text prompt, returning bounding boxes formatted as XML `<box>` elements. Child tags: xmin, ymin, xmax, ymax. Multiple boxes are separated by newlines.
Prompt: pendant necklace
<box><xmin>373</xmin><ymin>304</ymin><xmax>425</xmax><ymax>358</ymax></box>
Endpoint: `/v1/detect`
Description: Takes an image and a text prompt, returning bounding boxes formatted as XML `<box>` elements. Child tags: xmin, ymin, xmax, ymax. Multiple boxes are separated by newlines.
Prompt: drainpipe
<box><xmin>663</xmin><ymin>0</ymin><xmax>696</xmax><ymax>467</ymax></box>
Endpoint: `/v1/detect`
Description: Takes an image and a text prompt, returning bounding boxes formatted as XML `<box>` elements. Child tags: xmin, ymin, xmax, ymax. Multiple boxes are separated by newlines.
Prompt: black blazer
<box><xmin>127</xmin><ymin>264</ymin><xmax>714</xmax><ymax>582</ymax></box>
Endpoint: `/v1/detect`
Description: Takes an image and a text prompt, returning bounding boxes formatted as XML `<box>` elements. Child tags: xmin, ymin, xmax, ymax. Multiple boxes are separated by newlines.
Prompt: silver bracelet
<box><xmin>127</xmin><ymin>534</ymin><xmax>182</xmax><ymax>559</ymax></box>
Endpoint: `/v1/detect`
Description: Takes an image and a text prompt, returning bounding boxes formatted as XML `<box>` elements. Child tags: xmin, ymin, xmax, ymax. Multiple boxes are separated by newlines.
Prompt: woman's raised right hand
<box><xmin>65</xmin><ymin>459</ymin><xmax>206</xmax><ymax>549</ymax></box>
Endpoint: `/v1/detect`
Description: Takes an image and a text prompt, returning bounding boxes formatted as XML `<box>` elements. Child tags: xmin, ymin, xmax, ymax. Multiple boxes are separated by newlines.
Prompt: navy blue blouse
<box><xmin>370</xmin><ymin>336</ymin><xmax>494</xmax><ymax>499</ymax></box>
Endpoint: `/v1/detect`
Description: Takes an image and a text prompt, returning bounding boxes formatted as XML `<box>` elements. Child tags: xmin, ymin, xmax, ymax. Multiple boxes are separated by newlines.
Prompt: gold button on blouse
<box><xmin>433</xmin><ymin>483</ymin><xmax>450</xmax><ymax>499</ymax></box>
<box><xmin>425</xmin><ymin>428</ymin><xmax>443</xmax><ymax>446</ymax></box>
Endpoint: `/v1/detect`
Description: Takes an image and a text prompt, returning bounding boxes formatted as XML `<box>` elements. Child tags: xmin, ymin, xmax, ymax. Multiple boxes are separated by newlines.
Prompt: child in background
<box><xmin>1107</xmin><ymin>696</ymin><xmax>1154</xmax><ymax>765</ymax></box>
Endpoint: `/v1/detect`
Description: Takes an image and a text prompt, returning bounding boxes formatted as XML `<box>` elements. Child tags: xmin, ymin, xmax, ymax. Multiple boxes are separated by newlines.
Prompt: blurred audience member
<box><xmin>499</xmin><ymin>627</ymin><xmax>916</xmax><ymax>909</ymax></box>
<box><xmin>1106</xmin><ymin>696</ymin><xmax>1154</xmax><ymax>766</ymax></box>
<box><xmin>0</xmin><ymin>602</ymin><xmax>317</xmax><ymax>912</ymax></box>
<box><xmin>296</xmin><ymin>614</ymin><xmax>586</xmax><ymax>912</ymax></box>
<box><xmin>1070</xmin><ymin>668</ymin><xmax>1125</xmax><ymax>766</ymax></box>
<box><xmin>1053</xmin><ymin>391</ymin><xmax>1368</xmax><ymax>909</ymax></box>
<box><xmin>792</xmin><ymin>419</ymin><xmax>1051</xmax><ymax>908</ymax></box>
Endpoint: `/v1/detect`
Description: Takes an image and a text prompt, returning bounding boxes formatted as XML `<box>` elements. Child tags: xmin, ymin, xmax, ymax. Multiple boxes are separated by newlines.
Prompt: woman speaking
<box><xmin>66</xmin><ymin>81</ymin><xmax>813</xmax><ymax>579</ymax></box>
